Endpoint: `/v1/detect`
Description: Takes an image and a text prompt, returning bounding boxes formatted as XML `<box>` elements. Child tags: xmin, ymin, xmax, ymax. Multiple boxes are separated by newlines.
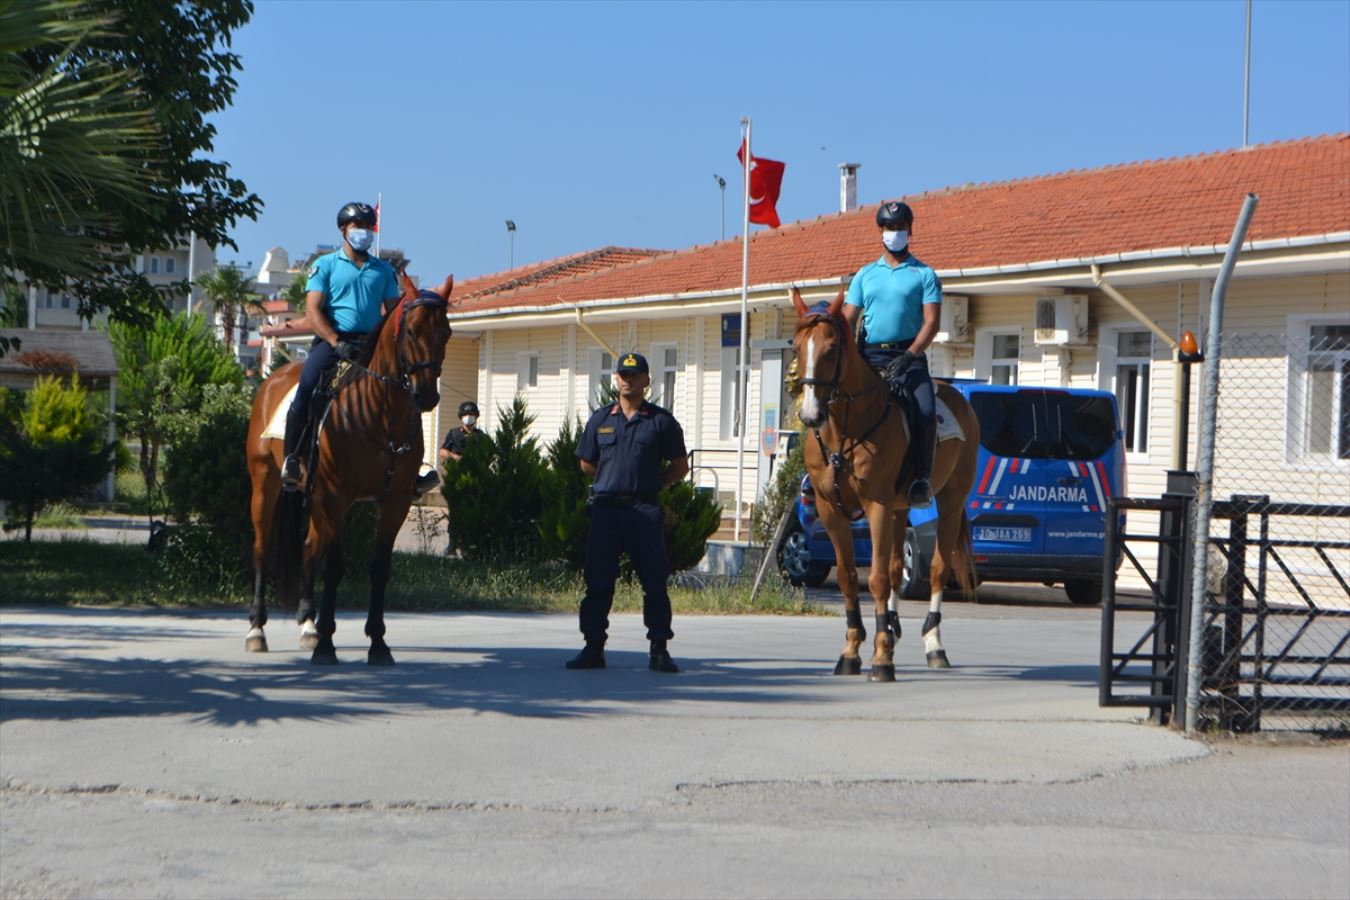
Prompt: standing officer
<box><xmin>567</xmin><ymin>352</ymin><xmax>689</xmax><ymax>673</ymax></box>
<box><xmin>282</xmin><ymin>201</ymin><xmax>402</xmax><ymax>490</ymax></box>
<box><xmin>842</xmin><ymin>200</ymin><xmax>942</xmax><ymax>508</ymax></box>
<box><xmin>439</xmin><ymin>400</ymin><xmax>488</xmax><ymax>464</ymax></box>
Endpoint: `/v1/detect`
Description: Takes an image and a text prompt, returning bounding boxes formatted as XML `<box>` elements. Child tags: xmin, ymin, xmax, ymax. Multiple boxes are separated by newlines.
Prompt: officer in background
<box><xmin>567</xmin><ymin>352</ymin><xmax>689</xmax><ymax>673</ymax></box>
<box><xmin>842</xmin><ymin>200</ymin><xmax>942</xmax><ymax>508</ymax></box>
<box><xmin>282</xmin><ymin>201</ymin><xmax>401</xmax><ymax>490</ymax></box>
<box><xmin>439</xmin><ymin>400</ymin><xmax>487</xmax><ymax>463</ymax></box>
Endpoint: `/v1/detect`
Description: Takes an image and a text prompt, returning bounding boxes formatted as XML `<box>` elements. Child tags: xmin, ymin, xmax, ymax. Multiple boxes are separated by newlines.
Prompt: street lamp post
<box><xmin>505</xmin><ymin>219</ymin><xmax>516</xmax><ymax>269</ymax></box>
<box><xmin>714</xmin><ymin>174</ymin><xmax>727</xmax><ymax>241</ymax></box>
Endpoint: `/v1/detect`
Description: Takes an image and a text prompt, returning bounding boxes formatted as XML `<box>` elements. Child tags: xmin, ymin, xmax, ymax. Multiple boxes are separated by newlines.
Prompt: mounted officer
<box><xmin>842</xmin><ymin>200</ymin><xmax>942</xmax><ymax>508</ymax></box>
<box><xmin>282</xmin><ymin>201</ymin><xmax>402</xmax><ymax>491</ymax></box>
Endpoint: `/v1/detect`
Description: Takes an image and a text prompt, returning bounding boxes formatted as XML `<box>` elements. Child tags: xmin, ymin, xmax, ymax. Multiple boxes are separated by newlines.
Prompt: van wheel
<box><xmin>1064</xmin><ymin>579</ymin><xmax>1102</xmax><ymax>605</ymax></box>
<box><xmin>900</xmin><ymin>527</ymin><xmax>930</xmax><ymax>599</ymax></box>
<box><xmin>778</xmin><ymin>521</ymin><xmax>831</xmax><ymax>588</ymax></box>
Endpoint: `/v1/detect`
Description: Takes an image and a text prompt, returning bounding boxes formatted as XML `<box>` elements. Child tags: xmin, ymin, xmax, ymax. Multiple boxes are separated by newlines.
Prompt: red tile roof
<box><xmin>452</xmin><ymin>246</ymin><xmax>669</xmax><ymax>304</ymax></box>
<box><xmin>452</xmin><ymin>134</ymin><xmax>1349</xmax><ymax>316</ymax></box>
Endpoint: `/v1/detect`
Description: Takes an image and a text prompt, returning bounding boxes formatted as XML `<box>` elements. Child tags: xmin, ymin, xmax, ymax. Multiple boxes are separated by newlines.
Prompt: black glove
<box><xmin>334</xmin><ymin>340</ymin><xmax>362</xmax><ymax>362</ymax></box>
<box><xmin>884</xmin><ymin>351</ymin><xmax>917</xmax><ymax>384</ymax></box>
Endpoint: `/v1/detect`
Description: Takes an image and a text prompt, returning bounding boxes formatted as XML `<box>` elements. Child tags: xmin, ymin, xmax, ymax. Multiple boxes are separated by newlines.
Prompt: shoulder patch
<box><xmin>307</xmin><ymin>266</ymin><xmax>320</xmax><ymax>278</ymax></box>
<box><xmin>597</xmin><ymin>426</ymin><xmax>615</xmax><ymax>434</ymax></box>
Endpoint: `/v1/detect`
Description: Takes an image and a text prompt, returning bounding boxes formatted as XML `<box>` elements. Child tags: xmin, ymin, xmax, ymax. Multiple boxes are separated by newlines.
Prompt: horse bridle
<box><xmin>347</xmin><ymin>291</ymin><xmax>449</xmax><ymax>391</ymax></box>
<box><xmin>796</xmin><ymin>312</ymin><xmax>848</xmax><ymax>396</ymax></box>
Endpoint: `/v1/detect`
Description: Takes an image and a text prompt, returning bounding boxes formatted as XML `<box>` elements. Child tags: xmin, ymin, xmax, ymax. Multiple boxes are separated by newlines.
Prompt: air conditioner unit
<box><xmin>936</xmin><ymin>295</ymin><xmax>970</xmax><ymax>344</ymax></box>
<box><xmin>1033</xmin><ymin>295</ymin><xmax>1090</xmax><ymax>346</ymax></box>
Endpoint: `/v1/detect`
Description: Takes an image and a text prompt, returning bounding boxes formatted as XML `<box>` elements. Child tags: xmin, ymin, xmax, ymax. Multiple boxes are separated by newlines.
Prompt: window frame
<box><xmin>719</xmin><ymin>345</ymin><xmax>742</xmax><ymax>440</ymax></box>
<box><xmin>1286</xmin><ymin>314</ymin><xmax>1350</xmax><ymax>466</ymax></box>
<box><xmin>651</xmin><ymin>342</ymin><xmax>678</xmax><ymax>411</ymax></box>
<box><xmin>587</xmin><ymin>348</ymin><xmax>614</xmax><ymax>410</ymax></box>
<box><xmin>516</xmin><ymin>351</ymin><xmax>540</xmax><ymax>394</ymax></box>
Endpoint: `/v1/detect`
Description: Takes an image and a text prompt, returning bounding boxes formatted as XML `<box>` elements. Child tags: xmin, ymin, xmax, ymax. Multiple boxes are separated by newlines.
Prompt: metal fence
<box><xmin>1193</xmin><ymin>331</ymin><xmax>1350</xmax><ymax>732</ymax></box>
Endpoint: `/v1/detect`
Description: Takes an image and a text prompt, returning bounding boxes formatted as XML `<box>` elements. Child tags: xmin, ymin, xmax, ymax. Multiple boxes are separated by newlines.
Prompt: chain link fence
<box><xmin>1196</xmin><ymin>330</ymin><xmax>1350</xmax><ymax>732</ymax></box>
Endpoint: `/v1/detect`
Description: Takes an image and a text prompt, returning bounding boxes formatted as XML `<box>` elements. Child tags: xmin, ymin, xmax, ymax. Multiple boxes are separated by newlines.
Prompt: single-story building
<box><xmin>437</xmin><ymin>134</ymin><xmax>1348</xmax><ymax>534</ymax></box>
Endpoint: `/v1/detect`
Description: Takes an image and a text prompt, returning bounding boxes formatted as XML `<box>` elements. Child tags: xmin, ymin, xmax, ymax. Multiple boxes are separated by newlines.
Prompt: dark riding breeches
<box><xmin>580</xmin><ymin>498</ymin><xmax>673</xmax><ymax>645</ymax></box>
<box><xmin>861</xmin><ymin>343</ymin><xmax>936</xmax><ymax>481</ymax></box>
<box><xmin>284</xmin><ymin>334</ymin><xmax>365</xmax><ymax>457</ymax></box>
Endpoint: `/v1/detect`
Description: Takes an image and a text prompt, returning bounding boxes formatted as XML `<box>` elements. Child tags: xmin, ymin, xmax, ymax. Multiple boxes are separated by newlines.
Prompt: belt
<box><xmin>865</xmin><ymin>340</ymin><xmax>917</xmax><ymax>351</ymax></box>
<box><xmin>589</xmin><ymin>492</ymin><xmax>658</xmax><ymax>507</ymax></box>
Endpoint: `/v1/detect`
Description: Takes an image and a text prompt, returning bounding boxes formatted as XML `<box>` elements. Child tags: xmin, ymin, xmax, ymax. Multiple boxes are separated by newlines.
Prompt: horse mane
<box><xmin>359</xmin><ymin>273</ymin><xmax>421</xmax><ymax>367</ymax></box>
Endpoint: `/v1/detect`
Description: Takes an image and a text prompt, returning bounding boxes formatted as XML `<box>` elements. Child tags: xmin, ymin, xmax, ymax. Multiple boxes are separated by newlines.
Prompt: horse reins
<box><xmin>799</xmin><ymin>312</ymin><xmax>893</xmax><ymax>512</ymax></box>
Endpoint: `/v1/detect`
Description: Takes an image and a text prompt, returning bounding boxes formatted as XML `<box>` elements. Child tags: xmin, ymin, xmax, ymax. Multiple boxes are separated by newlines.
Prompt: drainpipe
<box><xmin>1091</xmin><ymin>265</ymin><xmax>1185</xmax><ymax>468</ymax></box>
<box><xmin>574</xmin><ymin>307</ymin><xmax>616</xmax><ymax>356</ymax></box>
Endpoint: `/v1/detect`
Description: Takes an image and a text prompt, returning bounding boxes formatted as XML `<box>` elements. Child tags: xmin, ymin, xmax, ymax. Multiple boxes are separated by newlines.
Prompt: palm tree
<box><xmin>197</xmin><ymin>264</ymin><xmax>260</xmax><ymax>357</ymax></box>
<box><xmin>0</xmin><ymin>1</ymin><xmax>161</xmax><ymax>282</ymax></box>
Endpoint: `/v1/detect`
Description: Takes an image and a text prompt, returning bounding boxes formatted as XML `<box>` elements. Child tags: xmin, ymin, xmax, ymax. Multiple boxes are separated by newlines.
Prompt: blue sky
<box><xmin>212</xmin><ymin>0</ymin><xmax>1350</xmax><ymax>282</ymax></box>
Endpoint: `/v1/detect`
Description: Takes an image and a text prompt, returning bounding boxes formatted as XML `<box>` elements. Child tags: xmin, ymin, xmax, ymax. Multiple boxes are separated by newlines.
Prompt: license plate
<box><xmin>975</xmin><ymin>526</ymin><xmax>1032</xmax><ymax>543</ymax></box>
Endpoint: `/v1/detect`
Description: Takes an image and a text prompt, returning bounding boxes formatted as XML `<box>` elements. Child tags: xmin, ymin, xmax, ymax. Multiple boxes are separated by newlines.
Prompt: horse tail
<box><xmin>949</xmin><ymin>507</ymin><xmax>978</xmax><ymax>597</ymax></box>
<box><xmin>272</xmin><ymin>491</ymin><xmax>305</xmax><ymax>609</ymax></box>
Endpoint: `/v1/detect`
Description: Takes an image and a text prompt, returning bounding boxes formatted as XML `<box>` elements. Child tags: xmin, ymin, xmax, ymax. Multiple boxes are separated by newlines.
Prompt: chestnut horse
<box><xmin>791</xmin><ymin>286</ymin><xmax>980</xmax><ymax>681</ymax></box>
<box><xmin>244</xmin><ymin>275</ymin><xmax>453</xmax><ymax>665</ymax></box>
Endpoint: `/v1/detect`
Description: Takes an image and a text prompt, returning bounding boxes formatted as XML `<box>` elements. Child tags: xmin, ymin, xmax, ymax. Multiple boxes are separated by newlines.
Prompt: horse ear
<box><xmin>791</xmin><ymin>287</ymin><xmax>808</xmax><ymax>318</ymax></box>
<box><xmin>436</xmin><ymin>275</ymin><xmax>454</xmax><ymax>299</ymax></box>
<box><xmin>400</xmin><ymin>272</ymin><xmax>416</xmax><ymax>298</ymax></box>
<box><xmin>826</xmin><ymin>286</ymin><xmax>845</xmax><ymax>317</ymax></box>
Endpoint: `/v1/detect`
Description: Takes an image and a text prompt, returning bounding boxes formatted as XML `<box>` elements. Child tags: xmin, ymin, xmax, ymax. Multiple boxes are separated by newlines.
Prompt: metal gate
<box><xmin>1101</xmin><ymin>477</ymin><xmax>1350</xmax><ymax>732</ymax></box>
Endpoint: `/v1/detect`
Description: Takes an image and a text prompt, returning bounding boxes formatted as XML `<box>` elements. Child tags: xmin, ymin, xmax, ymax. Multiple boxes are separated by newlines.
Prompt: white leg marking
<box><xmin>888</xmin><ymin>590</ymin><xmax>900</xmax><ymax>614</ymax></box>
<box><xmin>246</xmin><ymin>626</ymin><xmax>264</xmax><ymax>639</ymax></box>
<box><xmin>300</xmin><ymin>620</ymin><xmax>318</xmax><ymax>637</ymax></box>
<box><xmin>800</xmin><ymin>335</ymin><xmax>819</xmax><ymax>423</ymax></box>
<box><xmin>924</xmin><ymin>589</ymin><xmax>944</xmax><ymax>654</ymax></box>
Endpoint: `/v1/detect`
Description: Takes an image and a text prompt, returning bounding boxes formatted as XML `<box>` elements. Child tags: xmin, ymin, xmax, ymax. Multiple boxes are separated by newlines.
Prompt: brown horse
<box><xmin>244</xmin><ymin>274</ymin><xmax>454</xmax><ymax>665</ymax></box>
<box><xmin>791</xmin><ymin>286</ymin><xmax>980</xmax><ymax>681</ymax></box>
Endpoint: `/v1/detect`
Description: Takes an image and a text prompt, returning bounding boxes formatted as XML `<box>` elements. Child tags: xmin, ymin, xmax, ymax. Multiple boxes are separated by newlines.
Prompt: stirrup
<box><xmin>908</xmin><ymin>478</ymin><xmax>933</xmax><ymax>509</ymax></box>
<box><xmin>281</xmin><ymin>455</ymin><xmax>302</xmax><ymax>492</ymax></box>
<box><xmin>413</xmin><ymin>471</ymin><xmax>439</xmax><ymax>498</ymax></box>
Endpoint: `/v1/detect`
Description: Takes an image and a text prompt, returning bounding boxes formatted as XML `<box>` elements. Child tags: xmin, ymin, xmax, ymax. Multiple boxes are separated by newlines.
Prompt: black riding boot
<box><xmin>566</xmin><ymin>640</ymin><xmax>606</xmax><ymax>670</ymax></box>
<box><xmin>281</xmin><ymin>405</ymin><xmax>305</xmax><ymax>491</ymax></box>
<box><xmin>908</xmin><ymin>411</ymin><xmax>936</xmax><ymax>509</ymax></box>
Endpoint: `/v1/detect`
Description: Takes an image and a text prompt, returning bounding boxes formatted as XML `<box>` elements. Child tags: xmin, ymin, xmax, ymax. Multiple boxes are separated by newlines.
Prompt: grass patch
<box><xmin>31</xmin><ymin>502</ymin><xmax>87</xmax><ymax>530</ymax></box>
<box><xmin>0</xmin><ymin>538</ymin><xmax>830</xmax><ymax>616</ymax></box>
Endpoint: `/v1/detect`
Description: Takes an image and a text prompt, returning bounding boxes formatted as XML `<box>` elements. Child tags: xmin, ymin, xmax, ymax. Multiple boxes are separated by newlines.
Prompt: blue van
<box><xmin>777</xmin><ymin>381</ymin><xmax>1126</xmax><ymax>604</ymax></box>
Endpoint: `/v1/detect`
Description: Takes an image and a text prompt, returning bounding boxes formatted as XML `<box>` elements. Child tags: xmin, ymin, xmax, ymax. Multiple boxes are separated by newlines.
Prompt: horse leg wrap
<box><xmin>922</xmin><ymin>611</ymin><xmax>950</xmax><ymax>668</ymax></box>
<box><xmin>845</xmin><ymin>608</ymin><xmax>864</xmax><ymax>633</ymax></box>
<box><xmin>887</xmin><ymin>611</ymin><xmax>902</xmax><ymax>640</ymax></box>
<box><xmin>875</xmin><ymin>612</ymin><xmax>894</xmax><ymax>641</ymax></box>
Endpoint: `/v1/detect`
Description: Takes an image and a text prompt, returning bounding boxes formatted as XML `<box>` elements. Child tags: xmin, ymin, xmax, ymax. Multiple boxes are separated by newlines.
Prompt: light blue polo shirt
<box><xmin>305</xmin><ymin>249</ymin><xmax>401</xmax><ymax>333</ymax></box>
<box><xmin>844</xmin><ymin>254</ymin><xmax>942</xmax><ymax>344</ymax></box>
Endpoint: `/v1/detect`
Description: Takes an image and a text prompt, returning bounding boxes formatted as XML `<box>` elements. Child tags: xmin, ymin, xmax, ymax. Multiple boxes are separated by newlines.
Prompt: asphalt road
<box><xmin>2</xmin><ymin>600</ymin><xmax>1346</xmax><ymax>899</ymax></box>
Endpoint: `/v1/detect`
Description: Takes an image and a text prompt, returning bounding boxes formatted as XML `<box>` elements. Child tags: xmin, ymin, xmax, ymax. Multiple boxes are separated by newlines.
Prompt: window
<box><xmin>720</xmin><ymin>346</ymin><xmax>741</xmax><ymax>439</ymax></box>
<box><xmin>149</xmin><ymin>256</ymin><xmax>159</xmax><ymax>274</ymax></box>
<box><xmin>1114</xmin><ymin>331</ymin><xmax>1152</xmax><ymax>453</ymax></box>
<box><xmin>652</xmin><ymin>344</ymin><xmax>678</xmax><ymax>409</ymax></box>
<box><xmin>588</xmin><ymin>349</ymin><xmax>613</xmax><ymax>409</ymax></box>
<box><xmin>60</xmin><ymin>292</ymin><xmax>70</xmax><ymax>309</ymax></box>
<box><xmin>517</xmin><ymin>353</ymin><xmax>539</xmax><ymax>393</ymax></box>
<box><xmin>990</xmin><ymin>333</ymin><xmax>1020</xmax><ymax>385</ymax></box>
<box><xmin>1301</xmin><ymin>324</ymin><xmax>1350</xmax><ymax>460</ymax></box>
<box><xmin>43</xmin><ymin>291</ymin><xmax>53</xmax><ymax>309</ymax></box>
<box><xmin>165</xmin><ymin>257</ymin><xmax>175</xmax><ymax>274</ymax></box>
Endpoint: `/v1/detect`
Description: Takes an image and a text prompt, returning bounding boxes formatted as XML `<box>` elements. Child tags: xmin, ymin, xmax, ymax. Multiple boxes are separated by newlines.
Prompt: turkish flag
<box><xmin>737</xmin><ymin>141</ymin><xmax>785</xmax><ymax>228</ymax></box>
<box><xmin>373</xmin><ymin>201</ymin><xmax>381</xmax><ymax>233</ymax></box>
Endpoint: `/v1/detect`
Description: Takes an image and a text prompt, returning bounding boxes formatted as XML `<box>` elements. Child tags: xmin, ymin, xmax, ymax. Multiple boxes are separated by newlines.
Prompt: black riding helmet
<box><xmin>337</xmin><ymin>202</ymin><xmax>377</xmax><ymax>229</ymax></box>
<box><xmin>458</xmin><ymin>400</ymin><xmax>480</xmax><ymax>417</ymax></box>
<box><xmin>876</xmin><ymin>201</ymin><xmax>914</xmax><ymax>229</ymax></box>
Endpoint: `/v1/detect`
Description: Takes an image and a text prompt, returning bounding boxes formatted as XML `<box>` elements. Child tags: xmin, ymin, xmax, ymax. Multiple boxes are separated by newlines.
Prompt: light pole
<box><xmin>714</xmin><ymin>174</ymin><xmax>727</xmax><ymax>241</ymax></box>
<box><xmin>505</xmin><ymin>219</ymin><xmax>516</xmax><ymax>269</ymax></box>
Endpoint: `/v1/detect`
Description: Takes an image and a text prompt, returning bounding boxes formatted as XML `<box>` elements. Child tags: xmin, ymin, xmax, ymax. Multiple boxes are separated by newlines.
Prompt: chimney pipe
<box><xmin>838</xmin><ymin>163</ymin><xmax>860</xmax><ymax>213</ymax></box>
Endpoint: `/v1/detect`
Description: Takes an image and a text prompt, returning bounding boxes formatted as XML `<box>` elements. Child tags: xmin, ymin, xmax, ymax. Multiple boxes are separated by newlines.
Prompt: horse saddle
<box><xmin>260</xmin><ymin>362</ymin><xmax>359</xmax><ymax>443</ymax></box>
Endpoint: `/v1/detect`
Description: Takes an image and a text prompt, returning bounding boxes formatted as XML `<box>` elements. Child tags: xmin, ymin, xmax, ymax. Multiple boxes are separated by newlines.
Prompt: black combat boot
<box><xmin>566</xmin><ymin>641</ymin><xmax>606</xmax><ymax>670</ymax></box>
<box><xmin>281</xmin><ymin>406</ymin><xmax>305</xmax><ymax>492</ymax></box>
<box><xmin>649</xmin><ymin>640</ymin><xmax>679</xmax><ymax>673</ymax></box>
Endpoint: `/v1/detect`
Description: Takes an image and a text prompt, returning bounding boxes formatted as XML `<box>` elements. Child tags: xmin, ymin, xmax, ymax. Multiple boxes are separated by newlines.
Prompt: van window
<box><xmin>970</xmin><ymin>391</ymin><xmax>1116</xmax><ymax>461</ymax></box>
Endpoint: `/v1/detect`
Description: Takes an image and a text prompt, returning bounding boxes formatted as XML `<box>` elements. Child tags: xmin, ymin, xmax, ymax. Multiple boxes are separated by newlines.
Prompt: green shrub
<box><xmin>161</xmin><ymin>383</ymin><xmax>254</xmax><ymax>563</ymax></box>
<box><xmin>0</xmin><ymin>375</ymin><xmax>117</xmax><ymax>540</ymax></box>
<box><xmin>752</xmin><ymin>438</ymin><xmax>805</xmax><ymax>545</ymax></box>
<box><xmin>442</xmin><ymin>395</ymin><xmax>547</xmax><ymax>561</ymax></box>
<box><xmin>539</xmin><ymin>415</ymin><xmax>589</xmax><ymax>570</ymax></box>
<box><xmin>157</xmin><ymin>522</ymin><xmax>250</xmax><ymax>600</ymax></box>
<box><xmin>659</xmin><ymin>479</ymin><xmax>722</xmax><ymax>572</ymax></box>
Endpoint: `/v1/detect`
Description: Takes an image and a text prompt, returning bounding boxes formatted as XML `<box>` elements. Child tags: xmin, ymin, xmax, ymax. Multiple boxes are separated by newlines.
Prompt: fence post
<box><xmin>1161</xmin><ymin>471</ymin><xmax>1197</xmax><ymax>726</ymax></box>
<box><xmin>1184</xmin><ymin>193</ymin><xmax>1259</xmax><ymax>733</ymax></box>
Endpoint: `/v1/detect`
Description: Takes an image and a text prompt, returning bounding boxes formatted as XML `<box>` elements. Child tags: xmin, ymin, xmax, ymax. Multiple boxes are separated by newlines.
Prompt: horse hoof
<box><xmin>311</xmin><ymin>643</ymin><xmax>339</xmax><ymax>666</ymax></box>
<box><xmin>926</xmin><ymin>651</ymin><xmax>951</xmax><ymax>669</ymax></box>
<box><xmin>833</xmin><ymin>656</ymin><xmax>863</xmax><ymax>676</ymax></box>
<box><xmin>244</xmin><ymin>635</ymin><xmax>268</xmax><ymax>653</ymax></box>
<box><xmin>299</xmin><ymin>625</ymin><xmax>319</xmax><ymax>651</ymax></box>
<box><xmin>368</xmin><ymin>645</ymin><xmax>396</xmax><ymax>666</ymax></box>
<box><xmin>868</xmin><ymin>664</ymin><xmax>896</xmax><ymax>683</ymax></box>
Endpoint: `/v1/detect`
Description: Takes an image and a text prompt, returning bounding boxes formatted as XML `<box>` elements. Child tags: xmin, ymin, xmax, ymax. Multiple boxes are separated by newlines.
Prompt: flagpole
<box><xmin>375</xmin><ymin>192</ymin><xmax>382</xmax><ymax>257</ymax></box>
<box><xmin>735</xmin><ymin>117</ymin><xmax>751</xmax><ymax>544</ymax></box>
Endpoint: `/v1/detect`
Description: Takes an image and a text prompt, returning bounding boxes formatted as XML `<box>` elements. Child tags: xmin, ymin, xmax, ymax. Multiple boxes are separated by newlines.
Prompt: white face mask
<box><xmin>346</xmin><ymin>228</ymin><xmax>374</xmax><ymax>252</ymax></box>
<box><xmin>882</xmin><ymin>230</ymin><xmax>910</xmax><ymax>253</ymax></box>
<box><xmin>461</xmin><ymin>415</ymin><xmax>477</xmax><ymax>427</ymax></box>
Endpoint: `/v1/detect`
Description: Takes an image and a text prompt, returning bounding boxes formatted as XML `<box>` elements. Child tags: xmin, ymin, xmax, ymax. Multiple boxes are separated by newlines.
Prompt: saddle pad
<box><xmin>901</xmin><ymin>396</ymin><xmax>964</xmax><ymax>444</ymax></box>
<box><xmin>261</xmin><ymin>385</ymin><xmax>298</xmax><ymax>441</ymax></box>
